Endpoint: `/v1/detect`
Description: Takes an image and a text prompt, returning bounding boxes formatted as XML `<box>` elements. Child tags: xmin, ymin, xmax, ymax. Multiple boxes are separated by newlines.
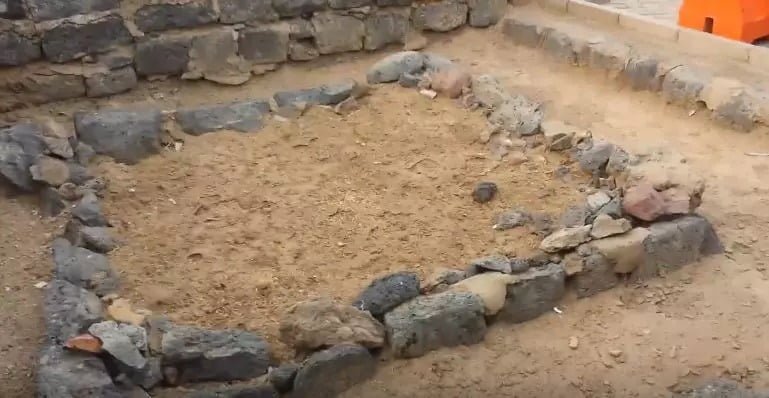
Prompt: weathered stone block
<box><xmin>488</xmin><ymin>95</ymin><xmax>544</xmax><ymax>136</ymax></box>
<box><xmin>471</xmin><ymin>74</ymin><xmax>509</xmax><ymax>108</ymax></box>
<box><xmin>413</xmin><ymin>0</ymin><xmax>468</xmax><ymax>32</ymax></box>
<box><xmin>52</xmin><ymin>238</ymin><xmax>119</xmax><ymax>296</ymax></box>
<box><xmin>366</xmin><ymin>51</ymin><xmax>425</xmax><ymax>84</ymax></box>
<box><xmin>353</xmin><ymin>271</ymin><xmax>420</xmax><ymax>318</ymax></box>
<box><xmin>74</xmin><ymin>109</ymin><xmax>162</xmax><ymax>164</ymax></box>
<box><xmin>41</xmin><ymin>14</ymin><xmax>132</xmax><ymax>63</ymax></box>
<box><xmin>643</xmin><ymin>215</ymin><xmax>714</xmax><ymax>272</ymax></box>
<box><xmin>273</xmin><ymin>79</ymin><xmax>355</xmax><ymax>107</ymax></box>
<box><xmin>186</xmin><ymin>28</ymin><xmax>251</xmax><ymax>86</ymax></box>
<box><xmin>312</xmin><ymin>12</ymin><xmax>365</xmax><ymax>54</ymax></box>
<box><xmin>293</xmin><ymin>344</ymin><xmax>376</xmax><ymax>397</ymax></box>
<box><xmin>330</xmin><ymin>0</ymin><xmax>370</xmax><ymax>8</ymax></box>
<box><xmin>0</xmin><ymin>30</ymin><xmax>40</xmax><ymax>66</ymax></box>
<box><xmin>273</xmin><ymin>0</ymin><xmax>326</xmax><ymax>18</ymax></box>
<box><xmin>161</xmin><ymin>325</ymin><xmax>271</xmax><ymax>383</ymax></box>
<box><xmin>498</xmin><ymin>263</ymin><xmax>565</xmax><ymax>323</ymax></box>
<box><xmin>176</xmin><ymin>100</ymin><xmax>270</xmax><ymax>135</ymax></box>
<box><xmin>585</xmin><ymin>40</ymin><xmax>632</xmax><ymax>77</ymax></box>
<box><xmin>623</xmin><ymin>55</ymin><xmax>661</xmax><ymax>91</ymax></box>
<box><xmin>364</xmin><ymin>9</ymin><xmax>409</xmax><ymax>51</ymax></box>
<box><xmin>37</xmin><ymin>345</ymin><xmax>121</xmax><ymax>397</ymax></box>
<box><xmin>288</xmin><ymin>40</ymin><xmax>319</xmax><ymax>61</ymax></box>
<box><xmin>384</xmin><ymin>291</ymin><xmax>487</xmax><ymax>358</ymax></box>
<box><xmin>468</xmin><ymin>0</ymin><xmax>506</xmax><ymax>28</ymax></box>
<box><xmin>219</xmin><ymin>0</ymin><xmax>278</xmax><ymax>23</ymax></box>
<box><xmin>238</xmin><ymin>27</ymin><xmax>289</xmax><ymax>64</ymax></box>
<box><xmin>85</xmin><ymin>66</ymin><xmax>137</xmax><ymax>98</ymax></box>
<box><xmin>542</xmin><ymin>30</ymin><xmax>576</xmax><ymax>64</ymax></box>
<box><xmin>44</xmin><ymin>279</ymin><xmax>103</xmax><ymax>343</ymax></box>
<box><xmin>17</xmin><ymin>72</ymin><xmax>86</xmax><ymax>105</ymax></box>
<box><xmin>135</xmin><ymin>35</ymin><xmax>191</xmax><ymax>77</ymax></box>
<box><xmin>501</xmin><ymin>18</ymin><xmax>543</xmax><ymax>48</ymax></box>
<box><xmin>287</xmin><ymin>18</ymin><xmax>315</xmax><ymax>39</ymax></box>
<box><xmin>24</xmin><ymin>0</ymin><xmax>119</xmax><ymax>22</ymax></box>
<box><xmin>134</xmin><ymin>0</ymin><xmax>218</xmax><ymax>32</ymax></box>
<box><xmin>0</xmin><ymin>123</ymin><xmax>46</xmax><ymax>191</ymax></box>
<box><xmin>572</xmin><ymin>252</ymin><xmax>619</xmax><ymax>298</ymax></box>
<box><xmin>661</xmin><ymin>65</ymin><xmax>709</xmax><ymax>106</ymax></box>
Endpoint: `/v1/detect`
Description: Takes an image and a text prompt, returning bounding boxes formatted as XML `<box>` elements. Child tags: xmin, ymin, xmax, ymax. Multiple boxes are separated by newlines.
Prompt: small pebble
<box><xmin>472</xmin><ymin>181</ymin><xmax>498</xmax><ymax>203</ymax></box>
<box><xmin>568</xmin><ymin>336</ymin><xmax>579</xmax><ymax>349</ymax></box>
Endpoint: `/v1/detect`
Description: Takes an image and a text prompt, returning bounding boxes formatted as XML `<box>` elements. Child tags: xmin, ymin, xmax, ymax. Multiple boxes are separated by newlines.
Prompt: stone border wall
<box><xmin>0</xmin><ymin>0</ymin><xmax>507</xmax><ymax>111</ymax></box>
<box><xmin>507</xmin><ymin>0</ymin><xmax>769</xmax><ymax>132</ymax></box>
<box><xmin>0</xmin><ymin>49</ymin><xmax>724</xmax><ymax>397</ymax></box>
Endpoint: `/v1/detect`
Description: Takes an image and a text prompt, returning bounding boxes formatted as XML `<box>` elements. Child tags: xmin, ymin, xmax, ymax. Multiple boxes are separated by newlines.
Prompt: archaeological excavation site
<box><xmin>5</xmin><ymin>0</ymin><xmax>769</xmax><ymax>397</ymax></box>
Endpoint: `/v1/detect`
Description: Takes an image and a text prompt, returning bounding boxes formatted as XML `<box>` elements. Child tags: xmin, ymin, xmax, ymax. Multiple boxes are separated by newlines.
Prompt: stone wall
<box><xmin>0</xmin><ymin>0</ymin><xmax>507</xmax><ymax>111</ymax></box>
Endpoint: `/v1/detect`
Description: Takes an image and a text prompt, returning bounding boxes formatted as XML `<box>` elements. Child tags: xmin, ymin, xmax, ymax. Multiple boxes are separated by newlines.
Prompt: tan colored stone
<box><xmin>450</xmin><ymin>273</ymin><xmax>518</xmax><ymax>315</ymax></box>
<box><xmin>30</xmin><ymin>156</ymin><xmax>70</xmax><ymax>186</ymax></box>
<box><xmin>107</xmin><ymin>298</ymin><xmax>146</xmax><ymax>326</ymax></box>
<box><xmin>430</xmin><ymin>67</ymin><xmax>471</xmax><ymax>99</ymax></box>
<box><xmin>540</xmin><ymin>225</ymin><xmax>592</xmax><ymax>253</ymax></box>
<box><xmin>586</xmin><ymin>227</ymin><xmax>650</xmax><ymax>273</ymax></box>
<box><xmin>590</xmin><ymin>214</ymin><xmax>631</xmax><ymax>239</ymax></box>
<box><xmin>279</xmin><ymin>298</ymin><xmax>385</xmax><ymax>351</ymax></box>
<box><xmin>562</xmin><ymin>251</ymin><xmax>584</xmax><ymax>276</ymax></box>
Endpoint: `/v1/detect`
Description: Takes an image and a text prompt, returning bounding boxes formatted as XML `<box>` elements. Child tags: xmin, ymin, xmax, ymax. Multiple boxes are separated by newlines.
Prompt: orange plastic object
<box><xmin>678</xmin><ymin>0</ymin><xmax>769</xmax><ymax>43</ymax></box>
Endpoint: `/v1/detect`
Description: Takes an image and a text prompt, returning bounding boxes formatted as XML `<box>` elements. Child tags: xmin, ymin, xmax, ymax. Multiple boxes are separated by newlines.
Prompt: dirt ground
<box><xmin>4</xmin><ymin>17</ymin><xmax>769</xmax><ymax>398</ymax></box>
<box><xmin>96</xmin><ymin>86</ymin><xmax>584</xmax><ymax>359</ymax></box>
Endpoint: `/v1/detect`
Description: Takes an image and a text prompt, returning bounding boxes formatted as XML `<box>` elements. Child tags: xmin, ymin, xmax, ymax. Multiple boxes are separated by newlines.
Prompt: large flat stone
<box><xmin>85</xmin><ymin>66</ymin><xmax>138</xmax><ymax>98</ymax></box>
<box><xmin>44</xmin><ymin>279</ymin><xmax>103</xmax><ymax>343</ymax></box>
<box><xmin>176</xmin><ymin>100</ymin><xmax>270</xmax><ymax>135</ymax></box>
<box><xmin>238</xmin><ymin>27</ymin><xmax>289</xmax><ymax>64</ymax></box>
<box><xmin>135</xmin><ymin>35</ymin><xmax>192</xmax><ymax>77</ymax></box>
<box><xmin>74</xmin><ymin>109</ymin><xmax>162</xmax><ymax>164</ymax></box>
<box><xmin>498</xmin><ymin>263</ymin><xmax>565</xmax><ymax>323</ymax></box>
<box><xmin>312</xmin><ymin>12</ymin><xmax>365</xmax><ymax>55</ymax></box>
<box><xmin>0</xmin><ymin>30</ymin><xmax>41</xmax><ymax>66</ymax></box>
<box><xmin>24</xmin><ymin>0</ymin><xmax>119</xmax><ymax>21</ymax></box>
<box><xmin>185</xmin><ymin>28</ymin><xmax>251</xmax><ymax>85</ymax></box>
<box><xmin>364</xmin><ymin>8</ymin><xmax>409</xmax><ymax>51</ymax></box>
<box><xmin>642</xmin><ymin>215</ymin><xmax>715</xmax><ymax>274</ymax></box>
<box><xmin>219</xmin><ymin>0</ymin><xmax>278</xmax><ymax>23</ymax></box>
<box><xmin>41</xmin><ymin>14</ymin><xmax>132</xmax><ymax>63</ymax></box>
<box><xmin>272</xmin><ymin>79</ymin><xmax>355</xmax><ymax>107</ymax></box>
<box><xmin>293</xmin><ymin>344</ymin><xmax>376</xmax><ymax>398</ymax></box>
<box><xmin>161</xmin><ymin>325</ymin><xmax>271</xmax><ymax>383</ymax></box>
<box><xmin>413</xmin><ymin>0</ymin><xmax>468</xmax><ymax>32</ymax></box>
<box><xmin>134</xmin><ymin>0</ymin><xmax>218</xmax><ymax>32</ymax></box>
<box><xmin>384</xmin><ymin>291</ymin><xmax>486</xmax><ymax>358</ymax></box>
<box><xmin>15</xmin><ymin>72</ymin><xmax>86</xmax><ymax>106</ymax></box>
<box><xmin>37</xmin><ymin>345</ymin><xmax>121</xmax><ymax>397</ymax></box>
<box><xmin>366</xmin><ymin>51</ymin><xmax>425</xmax><ymax>84</ymax></box>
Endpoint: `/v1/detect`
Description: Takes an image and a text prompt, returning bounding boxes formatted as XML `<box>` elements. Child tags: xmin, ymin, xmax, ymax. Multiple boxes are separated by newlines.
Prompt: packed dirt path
<box><xmin>3</xmin><ymin>24</ymin><xmax>769</xmax><ymax>398</ymax></box>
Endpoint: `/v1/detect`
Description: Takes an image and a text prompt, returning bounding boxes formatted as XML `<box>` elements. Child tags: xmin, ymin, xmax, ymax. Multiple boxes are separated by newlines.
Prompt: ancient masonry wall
<box><xmin>0</xmin><ymin>0</ymin><xmax>507</xmax><ymax>111</ymax></box>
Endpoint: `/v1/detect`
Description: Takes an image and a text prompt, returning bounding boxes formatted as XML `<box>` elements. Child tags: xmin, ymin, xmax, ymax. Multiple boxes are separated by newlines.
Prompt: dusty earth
<box><xmin>4</xmin><ymin>21</ymin><xmax>769</xmax><ymax>398</ymax></box>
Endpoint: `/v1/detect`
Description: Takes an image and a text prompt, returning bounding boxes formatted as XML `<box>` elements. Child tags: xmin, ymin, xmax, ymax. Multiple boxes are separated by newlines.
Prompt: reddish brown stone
<box><xmin>430</xmin><ymin>67</ymin><xmax>471</xmax><ymax>99</ymax></box>
<box><xmin>622</xmin><ymin>183</ymin><xmax>665</xmax><ymax>221</ymax></box>
<box><xmin>660</xmin><ymin>187</ymin><xmax>691</xmax><ymax>215</ymax></box>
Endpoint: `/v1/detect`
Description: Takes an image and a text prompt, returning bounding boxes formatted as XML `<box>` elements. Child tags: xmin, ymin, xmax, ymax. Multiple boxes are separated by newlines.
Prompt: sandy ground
<box><xmin>96</xmin><ymin>86</ymin><xmax>584</xmax><ymax>359</ymax></box>
<box><xmin>3</xmin><ymin>18</ymin><xmax>769</xmax><ymax>398</ymax></box>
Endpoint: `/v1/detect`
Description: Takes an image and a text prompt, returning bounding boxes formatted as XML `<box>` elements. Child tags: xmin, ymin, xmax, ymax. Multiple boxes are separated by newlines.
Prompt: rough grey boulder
<box><xmin>238</xmin><ymin>27</ymin><xmax>289</xmax><ymax>64</ymax></box>
<box><xmin>662</xmin><ymin>65</ymin><xmax>709</xmax><ymax>106</ymax></box>
<box><xmin>176</xmin><ymin>100</ymin><xmax>271</xmax><ymax>135</ymax></box>
<box><xmin>85</xmin><ymin>66</ymin><xmax>138</xmax><ymax>98</ymax></box>
<box><xmin>52</xmin><ymin>238</ymin><xmax>119</xmax><ymax>296</ymax></box>
<box><xmin>135</xmin><ymin>0</ymin><xmax>218</xmax><ymax>32</ymax></box>
<box><xmin>37</xmin><ymin>345</ymin><xmax>122</xmax><ymax>398</ymax></box>
<box><xmin>353</xmin><ymin>271</ymin><xmax>420</xmax><ymax>318</ymax></box>
<box><xmin>624</xmin><ymin>55</ymin><xmax>661</xmax><ymax>91</ymax></box>
<box><xmin>364</xmin><ymin>9</ymin><xmax>409</xmax><ymax>51</ymax></box>
<box><xmin>558</xmin><ymin>204</ymin><xmax>591</xmax><ymax>227</ymax></box>
<box><xmin>488</xmin><ymin>95</ymin><xmax>544</xmax><ymax>136</ymax></box>
<box><xmin>89</xmin><ymin>321</ymin><xmax>147</xmax><ymax>371</ymax></box>
<box><xmin>44</xmin><ymin>279</ymin><xmax>103</xmax><ymax>343</ymax></box>
<box><xmin>219</xmin><ymin>0</ymin><xmax>278</xmax><ymax>23</ymax></box>
<box><xmin>498</xmin><ymin>263</ymin><xmax>565</xmax><ymax>323</ymax></box>
<box><xmin>273</xmin><ymin>80</ymin><xmax>356</xmax><ymax>107</ymax></box>
<box><xmin>74</xmin><ymin>109</ymin><xmax>162</xmax><ymax>164</ymax></box>
<box><xmin>273</xmin><ymin>0</ymin><xmax>326</xmax><ymax>17</ymax></box>
<box><xmin>279</xmin><ymin>298</ymin><xmax>385</xmax><ymax>351</ymax></box>
<box><xmin>0</xmin><ymin>30</ymin><xmax>41</xmax><ymax>66</ymax></box>
<box><xmin>185</xmin><ymin>28</ymin><xmax>251</xmax><ymax>86</ymax></box>
<box><xmin>269</xmin><ymin>363</ymin><xmax>299</xmax><ymax>393</ymax></box>
<box><xmin>472</xmin><ymin>181</ymin><xmax>497</xmax><ymax>203</ymax></box>
<box><xmin>640</xmin><ymin>215</ymin><xmax>720</xmax><ymax>278</ymax></box>
<box><xmin>384</xmin><ymin>291</ymin><xmax>487</xmax><ymax>358</ymax></box>
<box><xmin>23</xmin><ymin>0</ymin><xmax>119</xmax><ymax>21</ymax></box>
<box><xmin>572</xmin><ymin>251</ymin><xmax>619</xmax><ymax>298</ymax></box>
<box><xmin>493</xmin><ymin>209</ymin><xmax>531</xmax><ymax>230</ymax></box>
<box><xmin>577</xmin><ymin>140</ymin><xmax>615</xmax><ymax>175</ymax></box>
<box><xmin>413</xmin><ymin>0</ymin><xmax>468</xmax><ymax>32</ymax></box>
<box><xmin>161</xmin><ymin>325</ymin><xmax>271</xmax><ymax>383</ymax></box>
<box><xmin>366</xmin><ymin>51</ymin><xmax>425</xmax><ymax>84</ymax></box>
<box><xmin>0</xmin><ymin>123</ymin><xmax>47</xmax><ymax>191</ymax></box>
<box><xmin>135</xmin><ymin>35</ymin><xmax>192</xmax><ymax>77</ymax></box>
<box><xmin>471</xmin><ymin>74</ymin><xmax>509</xmax><ymax>108</ymax></box>
<box><xmin>41</xmin><ymin>14</ymin><xmax>132</xmax><ymax>63</ymax></box>
<box><xmin>468</xmin><ymin>254</ymin><xmax>512</xmax><ymax>274</ymax></box>
<box><xmin>72</xmin><ymin>191</ymin><xmax>109</xmax><ymax>227</ymax></box>
<box><xmin>467</xmin><ymin>0</ymin><xmax>506</xmax><ymax>28</ymax></box>
<box><xmin>293</xmin><ymin>344</ymin><xmax>377</xmax><ymax>397</ymax></box>
<box><xmin>79</xmin><ymin>226</ymin><xmax>118</xmax><ymax>253</ymax></box>
<box><xmin>312</xmin><ymin>13</ymin><xmax>365</xmax><ymax>55</ymax></box>
<box><xmin>543</xmin><ymin>30</ymin><xmax>577</xmax><ymax>64</ymax></box>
